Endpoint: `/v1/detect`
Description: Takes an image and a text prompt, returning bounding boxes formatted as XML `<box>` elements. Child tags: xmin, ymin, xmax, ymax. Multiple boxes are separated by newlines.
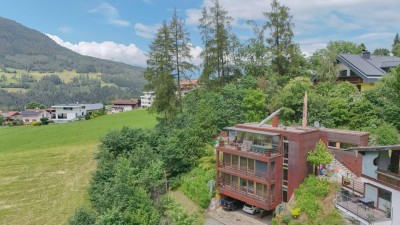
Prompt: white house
<box><xmin>336</xmin><ymin>145</ymin><xmax>400</xmax><ymax>225</ymax></box>
<box><xmin>140</xmin><ymin>91</ymin><xmax>155</xmax><ymax>108</ymax></box>
<box><xmin>51</xmin><ymin>103</ymin><xmax>103</xmax><ymax>123</ymax></box>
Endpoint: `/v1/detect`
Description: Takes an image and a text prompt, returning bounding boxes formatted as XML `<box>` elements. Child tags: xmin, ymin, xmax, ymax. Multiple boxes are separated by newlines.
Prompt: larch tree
<box><xmin>144</xmin><ymin>22</ymin><xmax>177</xmax><ymax>122</ymax></box>
<box><xmin>169</xmin><ymin>8</ymin><xmax>195</xmax><ymax>112</ymax></box>
<box><xmin>263</xmin><ymin>0</ymin><xmax>300</xmax><ymax>78</ymax></box>
<box><xmin>198</xmin><ymin>0</ymin><xmax>237</xmax><ymax>87</ymax></box>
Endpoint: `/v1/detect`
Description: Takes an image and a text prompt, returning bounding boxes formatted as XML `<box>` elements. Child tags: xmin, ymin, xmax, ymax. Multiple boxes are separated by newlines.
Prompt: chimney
<box><xmin>362</xmin><ymin>50</ymin><xmax>370</xmax><ymax>59</ymax></box>
<box><xmin>272</xmin><ymin>116</ymin><xmax>279</xmax><ymax>127</ymax></box>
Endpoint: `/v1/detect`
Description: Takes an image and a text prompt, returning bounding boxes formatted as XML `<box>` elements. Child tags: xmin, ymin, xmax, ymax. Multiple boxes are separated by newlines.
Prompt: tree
<box><xmin>144</xmin><ymin>22</ymin><xmax>178</xmax><ymax>121</ymax></box>
<box><xmin>263</xmin><ymin>0</ymin><xmax>306</xmax><ymax>79</ymax></box>
<box><xmin>26</xmin><ymin>101</ymin><xmax>45</xmax><ymax>109</ymax></box>
<box><xmin>169</xmin><ymin>8</ymin><xmax>196</xmax><ymax>112</ymax></box>
<box><xmin>198</xmin><ymin>0</ymin><xmax>237</xmax><ymax>86</ymax></box>
<box><xmin>0</xmin><ymin>115</ymin><xmax>3</xmax><ymax>126</ymax></box>
<box><xmin>307</xmin><ymin>140</ymin><xmax>333</xmax><ymax>174</ymax></box>
<box><xmin>392</xmin><ymin>43</ymin><xmax>400</xmax><ymax>57</ymax></box>
<box><xmin>69</xmin><ymin>207</ymin><xmax>96</xmax><ymax>225</ymax></box>
<box><xmin>393</xmin><ymin>33</ymin><xmax>400</xmax><ymax>47</ymax></box>
<box><xmin>373</xmin><ymin>48</ymin><xmax>390</xmax><ymax>56</ymax></box>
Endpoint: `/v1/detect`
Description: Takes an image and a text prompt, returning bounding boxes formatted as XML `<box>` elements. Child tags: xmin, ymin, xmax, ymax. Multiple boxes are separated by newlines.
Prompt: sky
<box><xmin>0</xmin><ymin>0</ymin><xmax>399</xmax><ymax>67</ymax></box>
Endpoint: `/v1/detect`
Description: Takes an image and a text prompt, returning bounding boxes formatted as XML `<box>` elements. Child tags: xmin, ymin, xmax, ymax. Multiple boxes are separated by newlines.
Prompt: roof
<box><xmin>112</xmin><ymin>99</ymin><xmax>139</xmax><ymax>105</ymax></box>
<box><xmin>337</xmin><ymin>53</ymin><xmax>400</xmax><ymax>83</ymax></box>
<box><xmin>224</xmin><ymin>126</ymin><xmax>280</xmax><ymax>136</ymax></box>
<box><xmin>180</xmin><ymin>79</ymin><xmax>198</xmax><ymax>85</ymax></box>
<box><xmin>20</xmin><ymin>110</ymin><xmax>42</xmax><ymax>116</ymax></box>
<box><xmin>52</xmin><ymin>103</ymin><xmax>81</xmax><ymax>108</ymax></box>
<box><xmin>84</xmin><ymin>103</ymin><xmax>103</xmax><ymax>111</ymax></box>
<box><xmin>347</xmin><ymin>145</ymin><xmax>400</xmax><ymax>152</ymax></box>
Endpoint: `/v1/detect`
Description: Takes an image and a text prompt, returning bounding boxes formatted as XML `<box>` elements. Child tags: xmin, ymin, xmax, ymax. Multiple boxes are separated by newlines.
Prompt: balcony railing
<box><xmin>218</xmin><ymin>181</ymin><xmax>269</xmax><ymax>204</ymax></box>
<box><xmin>335</xmin><ymin>192</ymin><xmax>391</xmax><ymax>223</ymax></box>
<box><xmin>376</xmin><ymin>169</ymin><xmax>400</xmax><ymax>190</ymax></box>
<box><xmin>218</xmin><ymin>139</ymin><xmax>280</xmax><ymax>156</ymax></box>
<box><xmin>342</xmin><ymin>176</ymin><xmax>364</xmax><ymax>195</ymax></box>
<box><xmin>218</xmin><ymin>164</ymin><xmax>275</xmax><ymax>181</ymax></box>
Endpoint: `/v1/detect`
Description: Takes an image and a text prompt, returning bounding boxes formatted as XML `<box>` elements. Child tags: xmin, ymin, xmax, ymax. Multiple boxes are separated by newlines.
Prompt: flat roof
<box><xmin>346</xmin><ymin>145</ymin><xmax>400</xmax><ymax>152</ymax></box>
<box><xmin>224</xmin><ymin>126</ymin><xmax>280</xmax><ymax>136</ymax></box>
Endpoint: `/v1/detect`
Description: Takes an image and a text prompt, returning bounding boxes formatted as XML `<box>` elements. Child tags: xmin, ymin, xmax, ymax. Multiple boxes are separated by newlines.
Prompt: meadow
<box><xmin>0</xmin><ymin>109</ymin><xmax>157</xmax><ymax>225</ymax></box>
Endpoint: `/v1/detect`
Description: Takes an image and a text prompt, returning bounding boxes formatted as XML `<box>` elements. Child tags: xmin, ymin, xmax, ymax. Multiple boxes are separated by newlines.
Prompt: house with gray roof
<box><xmin>20</xmin><ymin>110</ymin><xmax>51</xmax><ymax>124</ymax></box>
<box><xmin>336</xmin><ymin>51</ymin><xmax>400</xmax><ymax>91</ymax></box>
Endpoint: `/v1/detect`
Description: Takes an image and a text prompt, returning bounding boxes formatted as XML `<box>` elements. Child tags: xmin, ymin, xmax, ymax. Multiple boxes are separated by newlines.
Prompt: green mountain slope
<box><xmin>0</xmin><ymin>17</ymin><xmax>146</xmax><ymax>110</ymax></box>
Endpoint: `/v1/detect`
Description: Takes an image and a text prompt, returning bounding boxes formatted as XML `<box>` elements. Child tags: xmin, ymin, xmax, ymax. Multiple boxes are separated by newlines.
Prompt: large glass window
<box><xmin>256</xmin><ymin>183</ymin><xmax>263</xmax><ymax>196</ymax></box>
<box><xmin>283</xmin><ymin>167</ymin><xmax>288</xmax><ymax>181</ymax></box>
<box><xmin>232</xmin><ymin>176</ymin><xmax>238</xmax><ymax>188</ymax></box>
<box><xmin>248</xmin><ymin>181</ymin><xmax>254</xmax><ymax>193</ymax></box>
<box><xmin>240</xmin><ymin>178</ymin><xmax>247</xmax><ymax>191</ymax></box>
<box><xmin>248</xmin><ymin>159</ymin><xmax>255</xmax><ymax>173</ymax></box>
<box><xmin>283</xmin><ymin>140</ymin><xmax>289</xmax><ymax>158</ymax></box>
<box><xmin>223</xmin><ymin>173</ymin><xmax>230</xmax><ymax>184</ymax></box>
<box><xmin>270</xmin><ymin>161</ymin><xmax>275</xmax><ymax>173</ymax></box>
<box><xmin>232</xmin><ymin>155</ymin><xmax>238</xmax><ymax>167</ymax></box>
<box><xmin>224</xmin><ymin>153</ymin><xmax>231</xmax><ymax>166</ymax></box>
<box><xmin>240</xmin><ymin>157</ymin><xmax>247</xmax><ymax>171</ymax></box>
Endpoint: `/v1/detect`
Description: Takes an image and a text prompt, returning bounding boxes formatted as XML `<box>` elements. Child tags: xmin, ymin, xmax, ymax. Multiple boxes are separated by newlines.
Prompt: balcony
<box><xmin>335</xmin><ymin>192</ymin><xmax>391</xmax><ymax>224</ymax></box>
<box><xmin>217</xmin><ymin>164</ymin><xmax>274</xmax><ymax>183</ymax></box>
<box><xmin>218</xmin><ymin>181</ymin><xmax>272</xmax><ymax>210</ymax></box>
<box><xmin>376</xmin><ymin>169</ymin><xmax>400</xmax><ymax>191</ymax></box>
<box><xmin>218</xmin><ymin>138</ymin><xmax>280</xmax><ymax>158</ymax></box>
<box><xmin>341</xmin><ymin>176</ymin><xmax>364</xmax><ymax>195</ymax></box>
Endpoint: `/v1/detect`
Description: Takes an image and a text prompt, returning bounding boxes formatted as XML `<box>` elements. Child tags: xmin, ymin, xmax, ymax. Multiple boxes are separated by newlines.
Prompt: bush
<box><xmin>40</xmin><ymin>117</ymin><xmax>49</xmax><ymax>125</ymax></box>
<box><xmin>290</xmin><ymin>208</ymin><xmax>300</xmax><ymax>219</ymax></box>
<box><xmin>69</xmin><ymin>207</ymin><xmax>96</xmax><ymax>225</ymax></box>
<box><xmin>32</xmin><ymin>121</ymin><xmax>42</xmax><ymax>126</ymax></box>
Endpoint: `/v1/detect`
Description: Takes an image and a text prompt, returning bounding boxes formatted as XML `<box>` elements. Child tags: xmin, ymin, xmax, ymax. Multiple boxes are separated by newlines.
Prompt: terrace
<box><xmin>335</xmin><ymin>191</ymin><xmax>391</xmax><ymax>224</ymax></box>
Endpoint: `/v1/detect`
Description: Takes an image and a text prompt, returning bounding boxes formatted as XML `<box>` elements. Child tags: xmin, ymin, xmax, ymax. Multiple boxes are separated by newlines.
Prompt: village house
<box><xmin>336</xmin><ymin>51</ymin><xmax>400</xmax><ymax>91</ymax></box>
<box><xmin>20</xmin><ymin>110</ymin><xmax>51</xmax><ymax>124</ymax></box>
<box><xmin>140</xmin><ymin>91</ymin><xmax>155</xmax><ymax>108</ymax></box>
<box><xmin>111</xmin><ymin>99</ymin><xmax>140</xmax><ymax>113</ymax></box>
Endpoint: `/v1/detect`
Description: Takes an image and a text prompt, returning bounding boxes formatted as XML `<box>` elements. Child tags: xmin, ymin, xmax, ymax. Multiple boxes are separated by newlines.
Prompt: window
<box><xmin>248</xmin><ymin>159</ymin><xmax>255</xmax><ymax>173</ymax></box>
<box><xmin>240</xmin><ymin>178</ymin><xmax>247</xmax><ymax>190</ymax></box>
<box><xmin>232</xmin><ymin>155</ymin><xmax>238</xmax><ymax>167</ymax></box>
<box><xmin>240</xmin><ymin>157</ymin><xmax>247</xmax><ymax>171</ymax></box>
<box><xmin>270</xmin><ymin>184</ymin><xmax>275</xmax><ymax>199</ymax></box>
<box><xmin>339</xmin><ymin>70</ymin><xmax>347</xmax><ymax>77</ymax></box>
<box><xmin>224</xmin><ymin>153</ymin><xmax>231</xmax><ymax>166</ymax></box>
<box><xmin>270</xmin><ymin>161</ymin><xmax>275</xmax><ymax>173</ymax></box>
<box><xmin>256</xmin><ymin>183</ymin><xmax>263</xmax><ymax>196</ymax></box>
<box><xmin>378</xmin><ymin>189</ymin><xmax>392</xmax><ymax>202</ymax></box>
<box><xmin>248</xmin><ymin>181</ymin><xmax>254</xmax><ymax>193</ymax></box>
<box><xmin>223</xmin><ymin>173</ymin><xmax>230</xmax><ymax>185</ymax></box>
<box><xmin>340</xmin><ymin>143</ymin><xmax>356</xmax><ymax>149</ymax></box>
<box><xmin>328</xmin><ymin>141</ymin><xmax>337</xmax><ymax>148</ymax></box>
<box><xmin>232</xmin><ymin>176</ymin><xmax>238</xmax><ymax>188</ymax></box>
<box><xmin>32</xmin><ymin>119</ymin><xmax>36</xmax><ymax>122</ymax></box>
<box><xmin>283</xmin><ymin>168</ymin><xmax>288</xmax><ymax>181</ymax></box>
<box><xmin>283</xmin><ymin>139</ymin><xmax>289</xmax><ymax>158</ymax></box>
<box><xmin>283</xmin><ymin>190</ymin><xmax>288</xmax><ymax>202</ymax></box>
<box><xmin>63</xmin><ymin>107</ymin><xmax>73</xmax><ymax>110</ymax></box>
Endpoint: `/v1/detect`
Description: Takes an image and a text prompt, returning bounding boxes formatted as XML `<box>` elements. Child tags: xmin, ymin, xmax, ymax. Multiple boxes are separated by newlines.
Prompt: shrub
<box><xmin>40</xmin><ymin>117</ymin><xmax>49</xmax><ymax>125</ymax></box>
<box><xmin>290</xmin><ymin>208</ymin><xmax>300</xmax><ymax>219</ymax></box>
<box><xmin>69</xmin><ymin>207</ymin><xmax>96</xmax><ymax>225</ymax></box>
<box><xmin>282</xmin><ymin>213</ymin><xmax>292</xmax><ymax>224</ymax></box>
<box><xmin>32</xmin><ymin>121</ymin><xmax>42</xmax><ymax>126</ymax></box>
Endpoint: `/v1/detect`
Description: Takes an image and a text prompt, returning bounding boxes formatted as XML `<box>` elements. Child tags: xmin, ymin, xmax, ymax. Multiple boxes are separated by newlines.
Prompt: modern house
<box><xmin>20</xmin><ymin>110</ymin><xmax>51</xmax><ymax>124</ymax></box>
<box><xmin>111</xmin><ymin>99</ymin><xmax>140</xmax><ymax>113</ymax></box>
<box><xmin>335</xmin><ymin>145</ymin><xmax>399</xmax><ymax>225</ymax></box>
<box><xmin>51</xmin><ymin>103</ymin><xmax>103</xmax><ymax>123</ymax></box>
<box><xmin>336</xmin><ymin>51</ymin><xmax>400</xmax><ymax>91</ymax></box>
<box><xmin>140</xmin><ymin>91</ymin><xmax>155</xmax><ymax>108</ymax></box>
<box><xmin>216</xmin><ymin>117</ymin><xmax>368</xmax><ymax>213</ymax></box>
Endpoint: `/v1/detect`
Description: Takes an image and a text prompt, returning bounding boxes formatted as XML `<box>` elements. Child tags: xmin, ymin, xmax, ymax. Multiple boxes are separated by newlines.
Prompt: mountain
<box><xmin>0</xmin><ymin>17</ymin><xmax>147</xmax><ymax>110</ymax></box>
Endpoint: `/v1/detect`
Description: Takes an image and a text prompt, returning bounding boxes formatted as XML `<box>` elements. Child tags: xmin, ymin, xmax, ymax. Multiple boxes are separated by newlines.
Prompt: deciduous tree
<box><xmin>307</xmin><ymin>140</ymin><xmax>333</xmax><ymax>174</ymax></box>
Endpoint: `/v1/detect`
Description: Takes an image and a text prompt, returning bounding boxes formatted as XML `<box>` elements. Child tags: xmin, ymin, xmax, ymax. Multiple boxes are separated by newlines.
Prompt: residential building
<box><xmin>335</xmin><ymin>145</ymin><xmax>399</xmax><ymax>225</ymax></box>
<box><xmin>216</xmin><ymin>117</ymin><xmax>368</xmax><ymax>212</ymax></box>
<box><xmin>51</xmin><ymin>103</ymin><xmax>103</xmax><ymax>123</ymax></box>
<box><xmin>179</xmin><ymin>79</ymin><xmax>198</xmax><ymax>97</ymax></box>
<box><xmin>111</xmin><ymin>99</ymin><xmax>140</xmax><ymax>113</ymax></box>
<box><xmin>20</xmin><ymin>110</ymin><xmax>51</xmax><ymax>124</ymax></box>
<box><xmin>336</xmin><ymin>51</ymin><xmax>400</xmax><ymax>91</ymax></box>
<box><xmin>0</xmin><ymin>111</ymin><xmax>22</xmax><ymax>122</ymax></box>
<box><xmin>140</xmin><ymin>91</ymin><xmax>155</xmax><ymax>108</ymax></box>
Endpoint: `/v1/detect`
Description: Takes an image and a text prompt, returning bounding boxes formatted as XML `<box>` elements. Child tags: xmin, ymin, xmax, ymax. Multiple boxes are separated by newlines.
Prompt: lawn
<box><xmin>0</xmin><ymin>109</ymin><xmax>157</xmax><ymax>225</ymax></box>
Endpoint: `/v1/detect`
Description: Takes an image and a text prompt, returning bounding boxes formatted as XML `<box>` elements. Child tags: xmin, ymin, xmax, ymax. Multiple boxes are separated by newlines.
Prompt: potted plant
<box><xmin>343</xmin><ymin>177</ymin><xmax>351</xmax><ymax>185</ymax></box>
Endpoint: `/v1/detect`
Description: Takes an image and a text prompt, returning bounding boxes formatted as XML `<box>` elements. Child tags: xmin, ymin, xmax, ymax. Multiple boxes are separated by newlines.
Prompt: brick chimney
<box><xmin>272</xmin><ymin>116</ymin><xmax>279</xmax><ymax>127</ymax></box>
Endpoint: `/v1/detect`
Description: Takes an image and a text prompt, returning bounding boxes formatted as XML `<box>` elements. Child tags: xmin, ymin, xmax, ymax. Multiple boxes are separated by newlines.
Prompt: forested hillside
<box><xmin>0</xmin><ymin>17</ymin><xmax>146</xmax><ymax>110</ymax></box>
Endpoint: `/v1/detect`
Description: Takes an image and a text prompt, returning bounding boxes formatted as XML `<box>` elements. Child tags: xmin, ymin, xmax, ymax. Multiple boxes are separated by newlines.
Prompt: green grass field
<box><xmin>0</xmin><ymin>109</ymin><xmax>157</xmax><ymax>225</ymax></box>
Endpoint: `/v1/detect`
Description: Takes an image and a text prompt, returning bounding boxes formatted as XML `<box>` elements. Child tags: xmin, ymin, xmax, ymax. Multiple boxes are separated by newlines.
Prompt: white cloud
<box><xmin>47</xmin><ymin>34</ymin><xmax>147</xmax><ymax>66</ymax></box>
<box><xmin>190</xmin><ymin>44</ymin><xmax>203</xmax><ymax>66</ymax></box>
<box><xmin>89</xmin><ymin>3</ymin><xmax>130</xmax><ymax>27</ymax></box>
<box><xmin>186</xmin><ymin>0</ymin><xmax>400</xmax><ymax>54</ymax></box>
<box><xmin>134</xmin><ymin>23</ymin><xmax>161</xmax><ymax>39</ymax></box>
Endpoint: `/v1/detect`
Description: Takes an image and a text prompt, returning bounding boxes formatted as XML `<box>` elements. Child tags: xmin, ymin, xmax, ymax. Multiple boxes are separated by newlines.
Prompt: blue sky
<box><xmin>0</xmin><ymin>0</ymin><xmax>399</xmax><ymax>66</ymax></box>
